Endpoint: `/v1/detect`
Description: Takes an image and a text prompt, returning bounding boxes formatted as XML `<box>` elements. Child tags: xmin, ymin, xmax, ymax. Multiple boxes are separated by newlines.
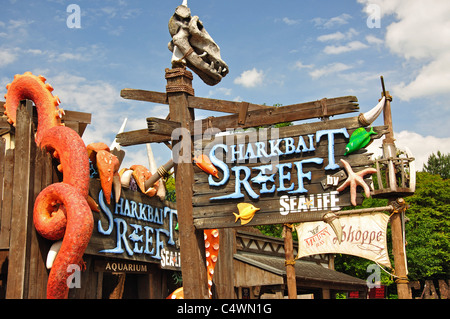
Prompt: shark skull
<box><xmin>168</xmin><ymin>2</ymin><xmax>229</xmax><ymax>86</ymax></box>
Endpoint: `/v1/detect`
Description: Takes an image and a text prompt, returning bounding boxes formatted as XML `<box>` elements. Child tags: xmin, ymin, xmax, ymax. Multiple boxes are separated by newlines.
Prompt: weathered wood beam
<box><xmin>120</xmin><ymin>88</ymin><xmax>168</xmax><ymax>105</ymax></box>
<box><xmin>198</xmin><ymin>96</ymin><xmax>359</xmax><ymax>132</ymax></box>
<box><xmin>187</xmin><ymin>95</ymin><xmax>273</xmax><ymax>113</ymax></box>
<box><xmin>120</xmin><ymin>95</ymin><xmax>359</xmax><ymax>147</ymax></box>
<box><xmin>116</xmin><ymin>129</ymin><xmax>171</xmax><ymax>146</ymax></box>
<box><xmin>146</xmin><ymin>117</ymin><xmax>180</xmax><ymax>136</ymax></box>
<box><xmin>120</xmin><ymin>88</ymin><xmax>274</xmax><ymax>113</ymax></box>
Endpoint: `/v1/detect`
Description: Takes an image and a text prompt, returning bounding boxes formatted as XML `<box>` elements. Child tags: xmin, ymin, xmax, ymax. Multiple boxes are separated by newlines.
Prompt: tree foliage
<box><xmin>423</xmin><ymin>151</ymin><xmax>450</xmax><ymax>180</ymax></box>
<box><xmin>404</xmin><ymin>172</ymin><xmax>450</xmax><ymax>280</ymax></box>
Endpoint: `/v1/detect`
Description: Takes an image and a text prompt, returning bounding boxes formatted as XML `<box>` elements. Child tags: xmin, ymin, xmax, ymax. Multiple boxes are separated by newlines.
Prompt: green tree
<box><xmin>404</xmin><ymin>172</ymin><xmax>450</xmax><ymax>280</ymax></box>
<box><xmin>423</xmin><ymin>151</ymin><xmax>450</xmax><ymax>179</ymax></box>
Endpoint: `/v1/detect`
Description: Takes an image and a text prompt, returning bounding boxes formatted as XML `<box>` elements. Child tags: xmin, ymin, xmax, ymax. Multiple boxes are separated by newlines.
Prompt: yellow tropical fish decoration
<box><xmin>233</xmin><ymin>203</ymin><xmax>260</xmax><ymax>225</ymax></box>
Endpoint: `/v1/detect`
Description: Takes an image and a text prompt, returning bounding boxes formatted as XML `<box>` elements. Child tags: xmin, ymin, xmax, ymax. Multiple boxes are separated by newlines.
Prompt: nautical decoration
<box><xmin>130</xmin><ymin>165</ymin><xmax>159</xmax><ymax>197</ymax></box>
<box><xmin>147</xmin><ymin>143</ymin><xmax>167</xmax><ymax>201</ymax></box>
<box><xmin>87</xmin><ymin>142</ymin><xmax>121</xmax><ymax>204</ymax></box>
<box><xmin>168</xmin><ymin>0</ymin><xmax>229</xmax><ymax>85</ymax></box>
<box><xmin>344</xmin><ymin>127</ymin><xmax>377</xmax><ymax>155</ymax></box>
<box><xmin>204</xmin><ymin>228</ymin><xmax>219</xmax><ymax>298</ymax></box>
<box><xmin>194</xmin><ymin>154</ymin><xmax>219</xmax><ymax>178</ymax></box>
<box><xmin>336</xmin><ymin>159</ymin><xmax>377</xmax><ymax>206</ymax></box>
<box><xmin>4</xmin><ymin>72</ymin><xmax>93</xmax><ymax>299</ymax></box>
<box><xmin>167</xmin><ymin>228</ymin><xmax>220</xmax><ymax>299</ymax></box>
<box><xmin>233</xmin><ymin>203</ymin><xmax>260</xmax><ymax>225</ymax></box>
<box><xmin>358</xmin><ymin>96</ymin><xmax>385</xmax><ymax>126</ymax></box>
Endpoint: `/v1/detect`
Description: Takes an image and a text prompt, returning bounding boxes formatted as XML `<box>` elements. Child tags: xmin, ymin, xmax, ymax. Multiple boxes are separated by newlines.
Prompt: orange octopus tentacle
<box><xmin>40</xmin><ymin>125</ymin><xmax>90</xmax><ymax>198</ymax></box>
<box><xmin>3</xmin><ymin>72</ymin><xmax>64</xmax><ymax>145</ymax></box>
<box><xmin>4</xmin><ymin>72</ymin><xmax>92</xmax><ymax>299</ymax></box>
<box><xmin>34</xmin><ymin>183</ymin><xmax>93</xmax><ymax>299</ymax></box>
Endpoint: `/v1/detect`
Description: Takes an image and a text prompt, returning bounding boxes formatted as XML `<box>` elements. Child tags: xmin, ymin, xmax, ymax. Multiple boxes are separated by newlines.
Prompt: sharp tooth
<box><xmin>222</xmin><ymin>68</ymin><xmax>227</xmax><ymax>73</ymax></box>
<box><xmin>210</xmin><ymin>61</ymin><xmax>214</xmax><ymax>69</ymax></box>
<box><xmin>198</xmin><ymin>51</ymin><xmax>207</xmax><ymax>57</ymax></box>
<box><xmin>218</xmin><ymin>66</ymin><xmax>222</xmax><ymax>73</ymax></box>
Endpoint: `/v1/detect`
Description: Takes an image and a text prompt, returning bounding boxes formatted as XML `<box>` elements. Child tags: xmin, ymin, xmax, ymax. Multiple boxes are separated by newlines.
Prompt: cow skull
<box><xmin>168</xmin><ymin>1</ymin><xmax>229</xmax><ymax>86</ymax></box>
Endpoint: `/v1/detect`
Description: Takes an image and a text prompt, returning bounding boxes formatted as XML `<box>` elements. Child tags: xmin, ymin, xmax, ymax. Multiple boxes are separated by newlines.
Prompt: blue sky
<box><xmin>1</xmin><ymin>0</ymin><xmax>449</xmax><ymax>170</ymax></box>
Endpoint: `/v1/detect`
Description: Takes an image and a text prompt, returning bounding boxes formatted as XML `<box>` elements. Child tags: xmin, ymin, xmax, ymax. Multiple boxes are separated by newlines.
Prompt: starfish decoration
<box><xmin>305</xmin><ymin>198</ymin><xmax>314</xmax><ymax>208</ymax></box>
<box><xmin>336</xmin><ymin>159</ymin><xmax>377</xmax><ymax>206</ymax></box>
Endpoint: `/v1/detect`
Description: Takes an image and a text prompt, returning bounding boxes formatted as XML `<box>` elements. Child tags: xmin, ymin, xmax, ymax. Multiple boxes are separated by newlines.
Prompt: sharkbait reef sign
<box><xmin>86</xmin><ymin>179</ymin><xmax>180</xmax><ymax>270</ymax></box>
<box><xmin>192</xmin><ymin>115</ymin><xmax>386</xmax><ymax>229</ymax></box>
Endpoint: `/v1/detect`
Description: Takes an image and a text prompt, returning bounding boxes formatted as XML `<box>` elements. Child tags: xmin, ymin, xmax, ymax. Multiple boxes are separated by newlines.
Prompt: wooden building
<box><xmin>216</xmin><ymin>229</ymin><xmax>367</xmax><ymax>299</ymax></box>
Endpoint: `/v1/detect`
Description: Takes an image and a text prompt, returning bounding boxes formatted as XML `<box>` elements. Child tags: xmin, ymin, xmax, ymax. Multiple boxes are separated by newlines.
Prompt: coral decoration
<box><xmin>204</xmin><ymin>228</ymin><xmax>219</xmax><ymax>298</ymax></box>
<box><xmin>4</xmin><ymin>72</ymin><xmax>92</xmax><ymax>299</ymax></box>
<box><xmin>129</xmin><ymin>165</ymin><xmax>159</xmax><ymax>197</ymax></box>
<box><xmin>3</xmin><ymin>72</ymin><xmax>64</xmax><ymax>146</ymax></box>
<box><xmin>167</xmin><ymin>228</ymin><xmax>219</xmax><ymax>299</ymax></box>
<box><xmin>167</xmin><ymin>287</ymin><xmax>184</xmax><ymax>299</ymax></box>
<box><xmin>336</xmin><ymin>159</ymin><xmax>377</xmax><ymax>206</ymax></box>
<box><xmin>87</xmin><ymin>142</ymin><xmax>121</xmax><ymax>204</ymax></box>
<box><xmin>194</xmin><ymin>154</ymin><xmax>219</xmax><ymax>178</ymax></box>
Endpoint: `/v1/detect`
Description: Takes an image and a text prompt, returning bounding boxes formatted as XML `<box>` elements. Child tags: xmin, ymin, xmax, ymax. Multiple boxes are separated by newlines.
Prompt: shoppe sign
<box><xmin>86</xmin><ymin>179</ymin><xmax>180</xmax><ymax>270</ymax></box>
<box><xmin>192</xmin><ymin>116</ymin><xmax>385</xmax><ymax>229</ymax></box>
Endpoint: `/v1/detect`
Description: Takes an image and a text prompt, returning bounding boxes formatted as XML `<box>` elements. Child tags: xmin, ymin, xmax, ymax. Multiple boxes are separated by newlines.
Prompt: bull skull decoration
<box><xmin>168</xmin><ymin>0</ymin><xmax>229</xmax><ymax>86</ymax></box>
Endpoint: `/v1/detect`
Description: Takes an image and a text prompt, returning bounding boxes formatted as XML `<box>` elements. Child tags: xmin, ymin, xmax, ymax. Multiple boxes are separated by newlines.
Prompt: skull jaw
<box><xmin>169</xmin><ymin>41</ymin><xmax>228</xmax><ymax>86</ymax></box>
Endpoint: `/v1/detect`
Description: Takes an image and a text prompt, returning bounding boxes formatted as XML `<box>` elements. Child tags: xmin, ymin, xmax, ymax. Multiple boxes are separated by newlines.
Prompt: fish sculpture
<box><xmin>233</xmin><ymin>203</ymin><xmax>260</xmax><ymax>225</ymax></box>
<box><xmin>194</xmin><ymin>154</ymin><xmax>219</xmax><ymax>178</ymax></box>
<box><xmin>344</xmin><ymin>127</ymin><xmax>377</xmax><ymax>156</ymax></box>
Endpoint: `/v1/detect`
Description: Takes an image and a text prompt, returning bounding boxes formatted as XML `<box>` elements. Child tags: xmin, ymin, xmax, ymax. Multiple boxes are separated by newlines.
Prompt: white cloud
<box><xmin>367</xmin><ymin>130</ymin><xmax>450</xmax><ymax>170</ymax></box>
<box><xmin>358</xmin><ymin>0</ymin><xmax>450</xmax><ymax>100</ymax></box>
<box><xmin>234</xmin><ymin>68</ymin><xmax>264</xmax><ymax>88</ymax></box>
<box><xmin>317</xmin><ymin>28</ymin><xmax>358</xmax><ymax>42</ymax></box>
<box><xmin>309</xmin><ymin>62</ymin><xmax>352</xmax><ymax>79</ymax></box>
<box><xmin>294</xmin><ymin>61</ymin><xmax>314</xmax><ymax>69</ymax></box>
<box><xmin>317</xmin><ymin>31</ymin><xmax>345</xmax><ymax>42</ymax></box>
<box><xmin>365</xmin><ymin>35</ymin><xmax>383</xmax><ymax>46</ymax></box>
<box><xmin>0</xmin><ymin>49</ymin><xmax>17</xmax><ymax>67</ymax></box>
<box><xmin>323</xmin><ymin>41</ymin><xmax>369</xmax><ymax>54</ymax></box>
<box><xmin>312</xmin><ymin>13</ymin><xmax>352</xmax><ymax>28</ymax></box>
<box><xmin>47</xmin><ymin>72</ymin><xmax>125</xmax><ymax>144</ymax></box>
<box><xmin>282</xmin><ymin>17</ymin><xmax>300</xmax><ymax>25</ymax></box>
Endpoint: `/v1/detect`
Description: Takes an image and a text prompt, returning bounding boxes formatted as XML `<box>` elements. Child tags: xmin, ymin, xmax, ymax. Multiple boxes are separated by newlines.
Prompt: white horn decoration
<box><xmin>46</xmin><ymin>240</ymin><xmax>63</xmax><ymax>269</ymax></box>
<box><xmin>110</xmin><ymin>118</ymin><xmax>128</xmax><ymax>151</ymax></box>
<box><xmin>182</xmin><ymin>0</ymin><xmax>188</xmax><ymax>7</ymax></box>
<box><xmin>146</xmin><ymin>143</ymin><xmax>167</xmax><ymax>201</ymax></box>
<box><xmin>359</xmin><ymin>96</ymin><xmax>385</xmax><ymax>126</ymax></box>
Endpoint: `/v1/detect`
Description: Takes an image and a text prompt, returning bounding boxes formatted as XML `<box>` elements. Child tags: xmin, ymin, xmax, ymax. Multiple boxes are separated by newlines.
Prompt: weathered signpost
<box><xmin>116</xmin><ymin>1</ymin><xmax>415</xmax><ymax>299</ymax></box>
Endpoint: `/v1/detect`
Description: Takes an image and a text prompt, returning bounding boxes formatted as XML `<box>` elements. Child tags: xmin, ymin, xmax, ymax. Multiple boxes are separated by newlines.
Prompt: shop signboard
<box><xmin>86</xmin><ymin>179</ymin><xmax>180</xmax><ymax>270</ymax></box>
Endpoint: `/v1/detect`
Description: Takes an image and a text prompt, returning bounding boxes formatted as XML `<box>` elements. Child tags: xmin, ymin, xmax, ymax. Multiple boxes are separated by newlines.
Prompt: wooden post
<box><xmin>6</xmin><ymin>104</ymin><xmax>34</xmax><ymax>298</ymax></box>
<box><xmin>166</xmin><ymin>67</ymin><xmax>209</xmax><ymax>299</ymax></box>
<box><xmin>283</xmin><ymin>224</ymin><xmax>297</xmax><ymax>299</ymax></box>
<box><xmin>391</xmin><ymin>199</ymin><xmax>410</xmax><ymax>299</ymax></box>
<box><xmin>380</xmin><ymin>81</ymin><xmax>410</xmax><ymax>299</ymax></box>
<box><xmin>214</xmin><ymin>228</ymin><xmax>236</xmax><ymax>298</ymax></box>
